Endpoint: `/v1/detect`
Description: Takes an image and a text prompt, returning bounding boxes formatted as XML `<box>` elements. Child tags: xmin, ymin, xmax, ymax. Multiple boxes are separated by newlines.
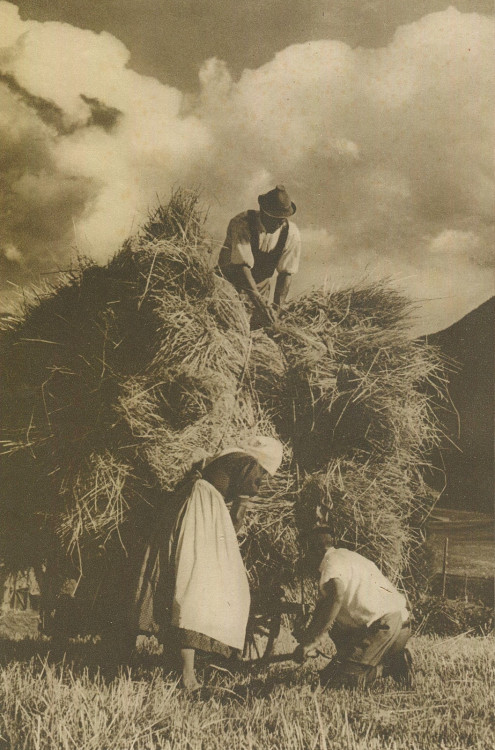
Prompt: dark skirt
<box><xmin>176</xmin><ymin>628</ymin><xmax>233</xmax><ymax>658</ymax></box>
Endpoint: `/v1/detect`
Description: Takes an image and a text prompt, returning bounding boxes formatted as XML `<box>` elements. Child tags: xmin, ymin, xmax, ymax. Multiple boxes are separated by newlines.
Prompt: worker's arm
<box><xmin>273</xmin><ymin>272</ymin><xmax>291</xmax><ymax>309</ymax></box>
<box><xmin>295</xmin><ymin>578</ymin><xmax>345</xmax><ymax>660</ymax></box>
<box><xmin>239</xmin><ymin>265</ymin><xmax>276</xmax><ymax>324</ymax></box>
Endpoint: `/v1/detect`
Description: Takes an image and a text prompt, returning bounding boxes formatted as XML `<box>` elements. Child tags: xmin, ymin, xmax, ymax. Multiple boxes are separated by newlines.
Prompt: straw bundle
<box><xmin>271</xmin><ymin>284</ymin><xmax>445</xmax><ymax>582</ymax></box>
<box><xmin>0</xmin><ymin>191</ymin><xmax>269</xmax><ymax>566</ymax></box>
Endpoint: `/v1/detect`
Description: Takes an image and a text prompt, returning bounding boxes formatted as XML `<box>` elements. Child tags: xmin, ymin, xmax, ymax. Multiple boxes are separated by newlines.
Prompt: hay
<box><xmin>239</xmin><ymin>283</ymin><xmax>446</xmax><ymax>589</ymax></box>
<box><xmin>296</xmin><ymin>460</ymin><xmax>425</xmax><ymax>582</ymax></box>
<box><xmin>0</xmin><ymin>190</ymin><xmax>446</xmax><ymax>605</ymax></box>
<box><xmin>272</xmin><ymin>283</ymin><xmax>446</xmax><ymax>583</ymax></box>
<box><xmin>0</xmin><ymin>190</ymin><xmax>270</xmax><ymax>567</ymax></box>
<box><xmin>276</xmin><ymin>285</ymin><xmax>442</xmax><ymax>464</ymax></box>
<box><xmin>241</xmin><ymin>452</ymin><xmax>299</xmax><ymax>589</ymax></box>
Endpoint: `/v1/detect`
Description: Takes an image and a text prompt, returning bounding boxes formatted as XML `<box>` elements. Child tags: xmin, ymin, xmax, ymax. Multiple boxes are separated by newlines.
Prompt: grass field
<box><xmin>0</xmin><ymin>634</ymin><xmax>494</xmax><ymax>750</ymax></box>
<box><xmin>1</xmin><ymin>506</ymin><xmax>493</xmax><ymax>749</ymax></box>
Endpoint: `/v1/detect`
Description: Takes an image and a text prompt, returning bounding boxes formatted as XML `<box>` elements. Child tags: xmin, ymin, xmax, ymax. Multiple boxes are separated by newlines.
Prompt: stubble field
<box><xmin>0</xmin><ymin>634</ymin><xmax>493</xmax><ymax>750</ymax></box>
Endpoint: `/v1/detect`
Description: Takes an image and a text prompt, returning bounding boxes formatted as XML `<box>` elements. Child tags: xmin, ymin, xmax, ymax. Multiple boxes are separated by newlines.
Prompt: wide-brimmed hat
<box><xmin>258</xmin><ymin>184</ymin><xmax>296</xmax><ymax>218</ymax></box>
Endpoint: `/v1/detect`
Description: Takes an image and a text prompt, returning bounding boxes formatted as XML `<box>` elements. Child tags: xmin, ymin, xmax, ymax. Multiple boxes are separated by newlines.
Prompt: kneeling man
<box><xmin>295</xmin><ymin>526</ymin><xmax>414</xmax><ymax>688</ymax></box>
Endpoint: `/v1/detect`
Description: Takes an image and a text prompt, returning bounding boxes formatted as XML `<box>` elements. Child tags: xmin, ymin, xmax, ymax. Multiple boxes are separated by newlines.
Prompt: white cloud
<box><xmin>429</xmin><ymin>229</ymin><xmax>481</xmax><ymax>255</ymax></box>
<box><xmin>3</xmin><ymin>243</ymin><xmax>22</xmax><ymax>263</ymax></box>
<box><xmin>0</xmin><ymin>1</ymin><xmax>24</xmax><ymax>47</ymax></box>
<box><xmin>0</xmin><ymin>1</ymin><xmax>210</xmax><ymax>266</ymax></box>
<box><xmin>0</xmin><ymin>1</ymin><xmax>493</xmax><ymax>331</ymax></box>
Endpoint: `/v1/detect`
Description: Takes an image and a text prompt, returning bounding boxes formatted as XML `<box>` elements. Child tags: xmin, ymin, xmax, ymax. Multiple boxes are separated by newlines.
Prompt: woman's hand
<box><xmin>231</xmin><ymin>497</ymin><xmax>250</xmax><ymax>532</ymax></box>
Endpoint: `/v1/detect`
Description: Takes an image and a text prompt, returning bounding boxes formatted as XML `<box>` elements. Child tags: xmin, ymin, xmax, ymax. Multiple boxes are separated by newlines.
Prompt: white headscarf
<box><xmin>204</xmin><ymin>437</ymin><xmax>284</xmax><ymax>476</ymax></box>
<box><xmin>242</xmin><ymin>436</ymin><xmax>283</xmax><ymax>476</ymax></box>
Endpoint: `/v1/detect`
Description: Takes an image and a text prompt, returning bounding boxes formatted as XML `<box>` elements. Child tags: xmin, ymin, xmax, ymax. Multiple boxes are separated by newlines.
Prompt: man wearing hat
<box><xmin>294</xmin><ymin>526</ymin><xmax>414</xmax><ymax>689</ymax></box>
<box><xmin>218</xmin><ymin>185</ymin><xmax>301</xmax><ymax>326</ymax></box>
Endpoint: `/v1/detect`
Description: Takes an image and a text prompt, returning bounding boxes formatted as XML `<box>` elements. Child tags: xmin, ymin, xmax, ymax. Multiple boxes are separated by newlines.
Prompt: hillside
<box><xmin>424</xmin><ymin>297</ymin><xmax>494</xmax><ymax>513</ymax></box>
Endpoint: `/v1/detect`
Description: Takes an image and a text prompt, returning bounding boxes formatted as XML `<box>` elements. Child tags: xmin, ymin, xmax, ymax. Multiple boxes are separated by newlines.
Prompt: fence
<box><xmin>429</xmin><ymin>537</ymin><xmax>494</xmax><ymax>607</ymax></box>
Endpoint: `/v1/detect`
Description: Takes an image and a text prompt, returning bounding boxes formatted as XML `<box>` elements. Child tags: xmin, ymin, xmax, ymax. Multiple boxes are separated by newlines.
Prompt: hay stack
<box><xmin>0</xmin><ymin>191</ymin><xmax>445</xmax><ymax>604</ymax></box>
<box><xmin>270</xmin><ymin>285</ymin><xmax>444</xmax><ymax>583</ymax></box>
<box><xmin>0</xmin><ymin>191</ymin><xmax>270</xmax><ymax>570</ymax></box>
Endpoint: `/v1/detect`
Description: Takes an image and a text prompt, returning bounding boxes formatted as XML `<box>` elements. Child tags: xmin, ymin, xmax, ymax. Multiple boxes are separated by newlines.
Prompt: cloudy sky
<box><xmin>1</xmin><ymin>1</ymin><xmax>493</xmax><ymax>332</ymax></box>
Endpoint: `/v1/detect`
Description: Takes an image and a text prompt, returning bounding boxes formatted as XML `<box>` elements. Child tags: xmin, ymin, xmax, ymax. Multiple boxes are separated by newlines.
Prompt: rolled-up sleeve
<box><xmin>319</xmin><ymin>549</ymin><xmax>349</xmax><ymax>594</ymax></box>
<box><xmin>277</xmin><ymin>223</ymin><xmax>301</xmax><ymax>275</ymax></box>
<box><xmin>228</xmin><ymin>216</ymin><xmax>254</xmax><ymax>268</ymax></box>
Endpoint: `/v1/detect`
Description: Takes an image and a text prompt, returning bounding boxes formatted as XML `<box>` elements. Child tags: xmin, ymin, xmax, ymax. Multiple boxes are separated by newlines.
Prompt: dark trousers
<box><xmin>321</xmin><ymin>612</ymin><xmax>411</xmax><ymax>687</ymax></box>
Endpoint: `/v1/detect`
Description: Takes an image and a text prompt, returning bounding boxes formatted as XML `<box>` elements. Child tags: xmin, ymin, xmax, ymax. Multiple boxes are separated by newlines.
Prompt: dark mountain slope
<box><xmin>425</xmin><ymin>297</ymin><xmax>494</xmax><ymax>513</ymax></box>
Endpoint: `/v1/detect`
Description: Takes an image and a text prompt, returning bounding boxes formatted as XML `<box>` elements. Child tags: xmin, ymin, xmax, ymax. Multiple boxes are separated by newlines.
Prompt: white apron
<box><xmin>170</xmin><ymin>479</ymin><xmax>250</xmax><ymax>651</ymax></box>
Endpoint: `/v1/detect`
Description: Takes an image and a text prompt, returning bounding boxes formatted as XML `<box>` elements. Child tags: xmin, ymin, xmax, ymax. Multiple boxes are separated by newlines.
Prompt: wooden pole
<box><xmin>292</xmin><ymin>397</ymin><xmax>305</xmax><ymax>615</ymax></box>
<box><xmin>441</xmin><ymin>537</ymin><xmax>449</xmax><ymax>597</ymax></box>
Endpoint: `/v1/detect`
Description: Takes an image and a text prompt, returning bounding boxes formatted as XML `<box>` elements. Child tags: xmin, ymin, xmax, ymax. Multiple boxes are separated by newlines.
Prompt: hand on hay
<box><xmin>259</xmin><ymin>299</ymin><xmax>277</xmax><ymax>326</ymax></box>
<box><xmin>273</xmin><ymin>304</ymin><xmax>287</xmax><ymax>320</ymax></box>
<box><xmin>263</xmin><ymin>302</ymin><xmax>286</xmax><ymax>331</ymax></box>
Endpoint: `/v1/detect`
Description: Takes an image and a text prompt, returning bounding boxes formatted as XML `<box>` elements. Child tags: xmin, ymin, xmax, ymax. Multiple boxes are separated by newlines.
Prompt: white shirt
<box><xmin>221</xmin><ymin>211</ymin><xmax>301</xmax><ymax>275</ymax></box>
<box><xmin>319</xmin><ymin>547</ymin><xmax>409</xmax><ymax>628</ymax></box>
